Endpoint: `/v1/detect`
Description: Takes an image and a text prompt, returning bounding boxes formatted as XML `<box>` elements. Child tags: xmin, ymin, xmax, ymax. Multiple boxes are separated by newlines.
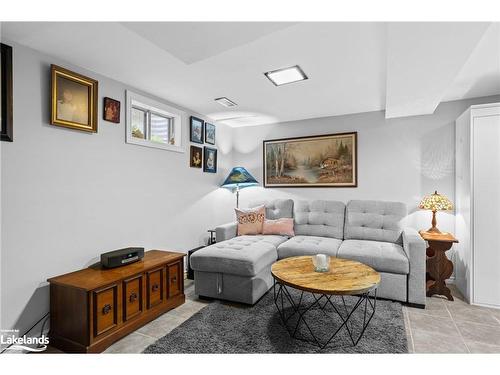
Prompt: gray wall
<box><xmin>0</xmin><ymin>43</ymin><xmax>235</xmax><ymax>333</ymax></box>
<box><xmin>232</xmin><ymin>94</ymin><xmax>500</xmax><ymax>260</ymax></box>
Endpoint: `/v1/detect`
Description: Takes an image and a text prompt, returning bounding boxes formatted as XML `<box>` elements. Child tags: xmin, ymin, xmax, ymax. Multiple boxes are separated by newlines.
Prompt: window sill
<box><xmin>126</xmin><ymin>136</ymin><xmax>185</xmax><ymax>153</ymax></box>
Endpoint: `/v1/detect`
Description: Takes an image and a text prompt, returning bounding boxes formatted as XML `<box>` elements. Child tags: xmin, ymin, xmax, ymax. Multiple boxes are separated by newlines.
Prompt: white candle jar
<box><xmin>312</xmin><ymin>254</ymin><xmax>330</xmax><ymax>272</ymax></box>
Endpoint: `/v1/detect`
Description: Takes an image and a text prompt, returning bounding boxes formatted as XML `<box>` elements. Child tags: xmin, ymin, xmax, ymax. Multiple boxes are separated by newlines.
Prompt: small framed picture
<box><xmin>103</xmin><ymin>97</ymin><xmax>120</xmax><ymax>123</ymax></box>
<box><xmin>204</xmin><ymin>123</ymin><xmax>216</xmax><ymax>145</ymax></box>
<box><xmin>190</xmin><ymin>146</ymin><xmax>203</xmax><ymax>168</ymax></box>
<box><xmin>203</xmin><ymin>147</ymin><xmax>217</xmax><ymax>173</ymax></box>
<box><xmin>190</xmin><ymin>116</ymin><xmax>204</xmax><ymax>144</ymax></box>
<box><xmin>50</xmin><ymin>65</ymin><xmax>98</xmax><ymax>132</ymax></box>
<box><xmin>1</xmin><ymin>43</ymin><xmax>13</xmax><ymax>142</ymax></box>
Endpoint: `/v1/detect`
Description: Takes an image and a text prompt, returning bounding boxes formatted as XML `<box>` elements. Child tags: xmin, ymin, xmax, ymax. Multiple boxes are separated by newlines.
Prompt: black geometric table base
<box><xmin>273</xmin><ymin>280</ymin><xmax>377</xmax><ymax>349</ymax></box>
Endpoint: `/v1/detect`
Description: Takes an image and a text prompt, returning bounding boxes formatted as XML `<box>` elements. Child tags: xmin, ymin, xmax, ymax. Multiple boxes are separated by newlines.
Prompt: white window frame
<box><xmin>126</xmin><ymin>90</ymin><xmax>185</xmax><ymax>153</ymax></box>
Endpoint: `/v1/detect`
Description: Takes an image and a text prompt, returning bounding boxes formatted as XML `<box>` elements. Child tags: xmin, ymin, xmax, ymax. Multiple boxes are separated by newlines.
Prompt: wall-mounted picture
<box><xmin>1</xmin><ymin>43</ymin><xmax>13</xmax><ymax>142</ymax></box>
<box><xmin>190</xmin><ymin>145</ymin><xmax>203</xmax><ymax>168</ymax></box>
<box><xmin>50</xmin><ymin>65</ymin><xmax>98</xmax><ymax>132</ymax></box>
<box><xmin>103</xmin><ymin>97</ymin><xmax>120</xmax><ymax>123</ymax></box>
<box><xmin>203</xmin><ymin>147</ymin><xmax>217</xmax><ymax>173</ymax></box>
<box><xmin>263</xmin><ymin>132</ymin><xmax>357</xmax><ymax>187</ymax></box>
<box><xmin>190</xmin><ymin>116</ymin><xmax>204</xmax><ymax>144</ymax></box>
<box><xmin>204</xmin><ymin>123</ymin><xmax>216</xmax><ymax>145</ymax></box>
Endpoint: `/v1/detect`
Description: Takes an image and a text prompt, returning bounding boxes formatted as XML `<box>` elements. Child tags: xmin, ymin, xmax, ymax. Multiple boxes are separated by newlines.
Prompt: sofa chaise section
<box><xmin>190</xmin><ymin>199</ymin><xmax>294</xmax><ymax>304</ymax></box>
<box><xmin>191</xmin><ymin>235</ymin><xmax>286</xmax><ymax>276</ymax></box>
<box><xmin>190</xmin><ymin>234</ymin><xmax>289</xmax><ymax>304</ymax></box>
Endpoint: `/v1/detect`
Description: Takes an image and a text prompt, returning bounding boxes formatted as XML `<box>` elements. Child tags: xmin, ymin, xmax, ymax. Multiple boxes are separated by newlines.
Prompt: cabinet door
<box><xmin>167</xmin><ymin>261</ymin><xmax>182</xmax><ymax>298</ymax></box>
<box><xmin>92</xmin><ymin>284</ymin><xmax>118</xmax><ymax>337</ymax></box>
<box><xmin>123</xmin><ymin>275</ymin><xmax>143</xmax><ymax>321</ymax></box>
<box><xmin>146</xmin><ymin>267</ymin><xmax>164</xmax><ymax>308</ymax></box>
<box><xmin>473</xmin><ymin>111</ymin><xmax>500</xmax><ymax>307</ymax></box>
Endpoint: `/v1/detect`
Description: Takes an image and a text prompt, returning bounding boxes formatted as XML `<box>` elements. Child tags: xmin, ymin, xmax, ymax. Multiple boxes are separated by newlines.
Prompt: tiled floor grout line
<box><xmin>490</xmin><ymin>311</ymin><xmax>500</xmax><ymax>325</ymax></box>
<box><xmin>446</xmin><ymin>317</ymin><xmax>500</xmax><ymax>328</ymax></box>
<box><xmin>406</xmin><ymin>310</ymin><xmax>448</xmax><ymax>319</ymax></box>
<box><xmin>403</xmin><ymin>307</ymin><xmax>416</xmax><ymax>353</ymax></box>
<box><xmin>442</xmin><ymin>298</ymin><xmax>471</xmax><ymax>353</ymax></box>
<box><xmin>134</xmin><ymin>330</ymin><xmax>157</xmax><ymax>340</ymax></box>
<box><xmin>443</xmin><ymin>302</ymin><xmax>500</xmax><ymax>327</ymax></box>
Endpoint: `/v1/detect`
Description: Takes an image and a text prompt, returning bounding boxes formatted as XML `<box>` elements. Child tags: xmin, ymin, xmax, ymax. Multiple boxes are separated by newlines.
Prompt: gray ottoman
<box><xmin>190</xmin><ymin>235</ymin><xmax>288</xmax><ymax>304</ymax></box>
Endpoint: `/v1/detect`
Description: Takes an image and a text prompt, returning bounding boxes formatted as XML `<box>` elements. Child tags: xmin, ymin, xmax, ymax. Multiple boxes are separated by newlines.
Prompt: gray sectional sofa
<box><xmin>190</xmin><ymin>199</ymin><xmax>426</xmax><ymax>307</ymax></box>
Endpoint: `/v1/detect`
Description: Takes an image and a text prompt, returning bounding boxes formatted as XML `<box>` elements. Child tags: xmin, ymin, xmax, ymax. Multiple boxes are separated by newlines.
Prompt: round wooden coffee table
<box><xmin>271</xmin><ymin>256</ymin><xmax>380</xmax><ymax>349</ymax></box>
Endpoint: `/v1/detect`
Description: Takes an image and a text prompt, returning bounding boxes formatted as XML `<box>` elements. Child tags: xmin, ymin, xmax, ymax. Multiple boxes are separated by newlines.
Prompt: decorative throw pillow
<box><xmin>262</xmin><ymin>218</ymin><xmax>295</xmax><ymax>237</ymax></box>
<box><xmin>235</xmin><ymin>205</ymin><xmax>265</xmax><ymax>236</ymax></box>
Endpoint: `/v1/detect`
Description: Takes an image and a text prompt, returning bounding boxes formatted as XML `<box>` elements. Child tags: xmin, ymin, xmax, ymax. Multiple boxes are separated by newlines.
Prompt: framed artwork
<box><xmin>190</xmin><ymin>145</ymin><xmax>203</xmax><ymax>168</ymax></box>
<box><xmin>263</xmin><ymin>132</ymin><xmax>357</xmax><ymax>188</ymax></box>
<box><xmin>204</xmin><ymin>122</ymin><xmax>216</xmax><ymax>145</ymax></box>
<box><xmin>50</xmin><ymin>65</ymin><xmax>98</xmax><ymax>132</ymax></box>
<box><xmin>103</xmin><ymin>97</ymin><xmax>120</xmax><ymax>123</ymax></box>
<box><xmin>1</xmin><ymin>43</ymin><xmax>13</xmax><ymax>142</ymax></box>
<box><xmin>190</xmin><ymin>116</ymin><xmax>204</xmax><ymax>144</ymax></box>
<box><xmin>203</xmin><ymin>147</ymin><xmax>217</xmax><ymax>173</ymax></box>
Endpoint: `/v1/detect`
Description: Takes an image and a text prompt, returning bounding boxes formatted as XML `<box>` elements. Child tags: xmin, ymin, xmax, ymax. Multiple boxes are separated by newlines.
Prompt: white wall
<box><xmin>2</xmin><ymin>41</ymin><xmax>500</xmax><ymax>337</ymax></box>
<box><xmin>231</xmin><ymin>94</ymin><xmax>500</xmax><ymax>271</ymax></box>
<box><xmin>0</xmin><ymin>43</ymin><xmax>235</xmax><ymax>334</ymax></box>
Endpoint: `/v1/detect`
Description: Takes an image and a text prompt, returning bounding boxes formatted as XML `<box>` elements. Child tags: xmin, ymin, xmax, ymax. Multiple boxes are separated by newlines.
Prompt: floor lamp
<box><xmin>221</xmin><ymin>167</ymin><xmax>259</xmax><ymax>208</ymax></box>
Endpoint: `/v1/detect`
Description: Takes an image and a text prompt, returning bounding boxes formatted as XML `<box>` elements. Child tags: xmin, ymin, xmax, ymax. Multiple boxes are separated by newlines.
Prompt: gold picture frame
<box><xmin>50</xmin><ymin>65</ymin><xmax>98</xmax><ymax>132</ymax></box>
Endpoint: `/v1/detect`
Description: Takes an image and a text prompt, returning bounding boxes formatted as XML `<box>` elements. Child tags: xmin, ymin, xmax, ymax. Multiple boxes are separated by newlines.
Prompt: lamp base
<box><xmin>424</xmin><ymin>210</ymin><xmax>441</xmax><ymax>234</ymax></box>
<box><xmin>425</xmin><ymin>226</ymin><xmax>442</xmax><ymax>234</ymax></box>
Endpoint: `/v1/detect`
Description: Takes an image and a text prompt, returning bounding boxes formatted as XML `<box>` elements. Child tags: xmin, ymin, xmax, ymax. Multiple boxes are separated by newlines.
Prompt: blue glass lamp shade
<box><xmin>221</xmin><ymin>167</ymin><xmax>259</xmax><ymax>188</ymax></box>
<box><xmin>221</xmin><ymin>167</ymin><xmax>258</xmax><ymax>208</ymax></box>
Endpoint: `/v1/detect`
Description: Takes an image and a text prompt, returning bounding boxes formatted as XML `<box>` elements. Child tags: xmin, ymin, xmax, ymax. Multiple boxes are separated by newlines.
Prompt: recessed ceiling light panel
<box><xmin>215</xmin><ymin>97</ymin><xmax>237</xmax><ymax>107</ymax></box>
<box><xmin>264</xmin><ymin>65</ymin><xmax>308</xmax><ymax>86</ymax></box>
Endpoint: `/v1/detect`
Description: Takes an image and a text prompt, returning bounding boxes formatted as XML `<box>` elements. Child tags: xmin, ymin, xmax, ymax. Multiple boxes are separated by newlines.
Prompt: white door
<box><xmin>473</xmin><ymin>111</ymin><xmax>500</xmax><ymax>307</ymax></box>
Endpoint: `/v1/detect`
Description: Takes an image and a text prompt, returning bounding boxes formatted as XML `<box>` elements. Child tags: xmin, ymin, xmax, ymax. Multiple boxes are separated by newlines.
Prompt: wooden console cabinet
<box><xmin>47</xmin><ymin>250</ymin><xmax>185</xmax><ymax>353</ymax></box>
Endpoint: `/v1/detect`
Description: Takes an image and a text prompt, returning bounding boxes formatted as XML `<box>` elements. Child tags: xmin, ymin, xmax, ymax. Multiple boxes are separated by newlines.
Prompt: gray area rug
<box><xmin>144</xmin><ymin>290</ymin><xmax>407</xmax><ymax>353</ymax></box>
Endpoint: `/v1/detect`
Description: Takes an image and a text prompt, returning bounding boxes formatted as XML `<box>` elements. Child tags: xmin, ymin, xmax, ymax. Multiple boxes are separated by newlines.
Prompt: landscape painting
<box><xmin>263</xmin><ymin>132</ymin><xmax>357</xmax><ymax>187</ymax></box>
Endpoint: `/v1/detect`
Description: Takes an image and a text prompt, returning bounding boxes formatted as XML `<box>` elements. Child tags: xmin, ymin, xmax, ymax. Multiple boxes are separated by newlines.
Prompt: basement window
<box><xmin>126</xmin><ymin>91</ymin><xmax>184</xmax><ymax>152</ymax></box>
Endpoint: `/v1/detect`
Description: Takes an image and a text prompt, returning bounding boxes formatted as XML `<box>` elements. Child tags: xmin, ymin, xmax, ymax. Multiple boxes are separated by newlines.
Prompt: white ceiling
<box><xmin>386</xmin><ymin>22</ymin><xmax>492</xmax><ymax>118</ymax></box>
<box><xmin>443</xmin><ymin>22</ymin><xmax>500</xmax><ymax>102</ymax></box>
<box><xmin>120</xmin><ymin>22</ymin><xmax>296</xmax><ymax>64</ymax></box>
<box><xmin>1</xmin><ymin>22</ymin><xmax>499</xmax><ymax>127</ymax></box>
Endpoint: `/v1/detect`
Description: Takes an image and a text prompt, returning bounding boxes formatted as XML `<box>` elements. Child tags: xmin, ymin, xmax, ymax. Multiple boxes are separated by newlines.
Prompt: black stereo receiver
<box><xmin>100</xmin><ymin>247</ymin><xmax>145</xmax><ymax>268</ymax></box>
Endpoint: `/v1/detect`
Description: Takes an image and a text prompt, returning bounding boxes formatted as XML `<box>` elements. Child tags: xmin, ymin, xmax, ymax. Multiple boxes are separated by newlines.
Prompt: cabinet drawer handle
<box><xmin>152</xmin><ymin>284</ymin><xmax>159</xmax><ymax>292</ymax></box>
<box><xmin>129</xmin><ymin>292</ymin><xmax>138</xmax><ymax>303</ymax></box>
<box><xmin>102</xmin><ymin>304</ymin><xmax>112</xmax><ymax>315</ymax></box>
<box><xmin>172</xmin><ymin>276</ymin><xmax>177</xmax><ymax>284</ymax></box>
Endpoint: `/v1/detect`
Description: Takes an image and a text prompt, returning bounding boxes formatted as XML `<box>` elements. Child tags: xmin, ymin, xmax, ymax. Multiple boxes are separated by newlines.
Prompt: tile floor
<box><xmin>45</xmin><ymin>280</ymin><xmax>500</xmax><ymax>354</ymax></box>
<box><xmin>403</xmin><ymin>284</ymin><xmax>500</xmax><ymax>353</ymax></box>
<box><xmin>103</xmin><ymin>279</ymin><xmax>208</xmax><ymax>353</ymax></box>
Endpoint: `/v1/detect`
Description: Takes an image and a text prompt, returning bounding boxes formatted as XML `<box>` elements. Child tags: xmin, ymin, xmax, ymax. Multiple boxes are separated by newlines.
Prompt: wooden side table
<box><xmin>208</xmin><ymin>229</ymin><xmax>216</xmax><ymax>245</ymax></box>
<box><xmin>419</xmin><ymin>231</ymin><xmax>458</xmax><ymax>301</ymax></box>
